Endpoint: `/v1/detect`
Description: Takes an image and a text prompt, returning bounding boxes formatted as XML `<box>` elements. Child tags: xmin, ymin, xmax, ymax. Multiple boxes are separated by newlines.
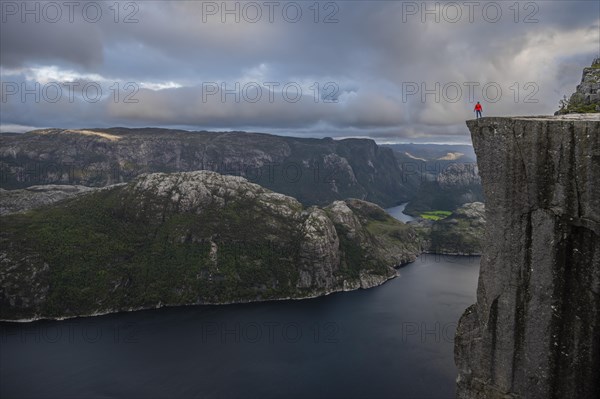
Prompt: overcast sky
<box><xmin>1</xmin><ymin>0</ymin><xmax>598</xmax><ymax>143</ymax></box>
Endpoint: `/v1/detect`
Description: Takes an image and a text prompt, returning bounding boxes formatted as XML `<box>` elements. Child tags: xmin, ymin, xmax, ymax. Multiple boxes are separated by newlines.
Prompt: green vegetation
<box><xmin>0</xmin><ymin>184</ymin><xmax>306</xmax><ymax>319</ymax></box>
<box><xmin>564</xmin><ymin>102</ymin><xmax>598</xmax><ymax>113</ymax></box>
<box><xmin>0</xmin><ymin>176</ymin><xmax>419</xmax><ymax>320</ymax></box>
<box><xmin>411</xmin><ymin>203</ymin><xmax>485</xmax><ymax>255</ymax></box>
<box><xmin>558</xmin><ymin>93</ymin><xmax>599</xmax><ymax>114</ymax></box>
<box><xmin>556</xmin><ymin>59</ymin><xmax>600</xmax><ymax>114</ymax></box>
<box><xmin>430</xmin><ymin>218</ymin><xmax>482</xmax><ymax>254</ymax></box>
<box><xmin>420</xmin><ymin>210</ymin><xmax>452</xmax><ymax>221</ymax></box>
<box><xmin>337</xmin><ymin>200</ymin><xmax>419</xmax><ymax>274</ymax></box>
<box><xmin>336</xmin><ymin>229</ymin><xmax>371</xmax><ymax>279</ymax></box>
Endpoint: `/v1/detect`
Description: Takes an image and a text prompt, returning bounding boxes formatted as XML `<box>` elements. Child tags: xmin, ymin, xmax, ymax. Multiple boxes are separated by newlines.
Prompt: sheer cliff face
<box><xmin>455</xmin><ymin>115</ymin><xmax>600</xmax><ymax>399</ymax></box>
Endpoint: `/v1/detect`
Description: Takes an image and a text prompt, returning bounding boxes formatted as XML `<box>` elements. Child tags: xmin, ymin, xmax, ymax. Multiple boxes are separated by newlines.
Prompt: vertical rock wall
<box><xmin>455</xmin><ymin>115</ymin><xmax>600</xmax><ymax>399</ymax></box>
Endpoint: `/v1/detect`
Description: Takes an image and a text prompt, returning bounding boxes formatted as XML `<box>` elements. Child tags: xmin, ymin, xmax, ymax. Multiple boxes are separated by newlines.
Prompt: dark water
<box><xmin>0</xmin><ymin>255</ymin><xmax>479</xmax><ymax>399</ymax></box>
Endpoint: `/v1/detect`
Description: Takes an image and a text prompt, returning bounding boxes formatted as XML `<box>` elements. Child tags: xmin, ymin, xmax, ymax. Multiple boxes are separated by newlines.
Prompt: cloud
<box><xmin>1</xmin><ymin>1</ymin><xmax>598</xmax><ymax>142</ymax></box>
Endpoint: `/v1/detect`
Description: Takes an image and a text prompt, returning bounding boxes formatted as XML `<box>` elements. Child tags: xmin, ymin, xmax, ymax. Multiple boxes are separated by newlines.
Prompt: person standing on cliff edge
<box><xmin>474</xmin><ymin>101</ymin><xmax>483</xmax><ymax>119</ymax></box>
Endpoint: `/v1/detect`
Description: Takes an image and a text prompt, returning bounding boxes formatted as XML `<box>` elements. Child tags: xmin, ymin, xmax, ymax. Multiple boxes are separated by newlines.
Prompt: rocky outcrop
<box><xmin>430</xmin><ymin>201</ymin><xmax>485</xmax><ymax>255</ymax></box>
<box><xmin>556</xmin><ymin>58</ymin><xmax>600</xmax><ymax>114</ymax></box>
<box><xmin>455</xmin><ymin>115</ymin><xmax>600</xmax><ymax>399</ymax></box>
<box><xmin>0</xmin><ymin>171</ymin><xmax>420</xmax><ymax>321</ymax></box>
<box><xmin>0</xmin><ymin>185</ymin><xmax>96</xmax><ymax>215</ymax></box>
<box><xmin>404</xmin><ymin>162</ymin><xmax>482</xmax><ymax>216</ymax></box>
<box><xmin>328</xmin><ymin>199</ymin><xmax>419</xmax><ymax>266</ymax></box>
<box><xmin>410</xmin><ymin>202</ymin><xmax>485</xmax><ymax>255</ymax></box>
<box><xmin>0</xmin><ymin>128</ymin><xmax>412</xmax><ymax>208</ymax></box>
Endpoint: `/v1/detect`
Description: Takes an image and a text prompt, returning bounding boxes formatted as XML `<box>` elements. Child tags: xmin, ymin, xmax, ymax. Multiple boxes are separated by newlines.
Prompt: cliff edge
<box><xmin>455</xmin><ymin>115</ymin><xmax>600</xmax><ymax>398</ymax></box>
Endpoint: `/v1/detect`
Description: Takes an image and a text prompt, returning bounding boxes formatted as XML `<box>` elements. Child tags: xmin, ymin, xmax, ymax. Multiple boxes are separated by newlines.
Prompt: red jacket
<box><xmin>474</xmin><ymin>103</ymin><xmax>482</xmax><ymax>111</ymax></box>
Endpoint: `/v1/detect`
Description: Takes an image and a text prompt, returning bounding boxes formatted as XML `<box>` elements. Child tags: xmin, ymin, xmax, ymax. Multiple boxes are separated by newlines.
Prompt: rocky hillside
<box><xmin>403</xmin><ymin>162</ymin><xmax>483</xmax><ymax>216</ymax></box>
<box><xmin>0</xmin><ymin>171</ymin><xmax>420</xmax><ymax>321</ymax></box>
<box><xmin>0</xmin><ymin>185</ymin><xmax>96</xmax><ymax>215</ymax></box>
<box><xmin>556</xmin><ymin>58</ymin><xmax>600</xmax><ymax>114</ymax></box>
<box><xmin>410</xmin><ymin>202</ymin><xmax>485</xmax><ymax>255</ymax></box>
<box><xmin>0</xmin><ymin>128</ymin><xmax>413</xmax><ymax>208</ymax></box>
<box><xmin>385</xmin><ymin>143</ymin><xmax>477</xmax><ymax>164</ymax></box>
<box><xmin>455</xmin><ymin>115</ymin><xmax>600</xmax><ymax>399</ymax></box>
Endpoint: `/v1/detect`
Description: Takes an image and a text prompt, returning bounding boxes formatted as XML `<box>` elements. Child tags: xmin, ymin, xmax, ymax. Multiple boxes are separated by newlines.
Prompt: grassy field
<box><xmin>420</xmin><ymin>210</ymin><xmax>452</xmax><ymax>221</ymax></box>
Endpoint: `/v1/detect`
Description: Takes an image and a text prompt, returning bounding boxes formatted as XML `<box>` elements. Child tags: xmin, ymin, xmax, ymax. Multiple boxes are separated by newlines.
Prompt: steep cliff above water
<box><xmin>0</xmin><ymin>128</ymin><xmax>413</xmax><ymax>208</ymax></box>
<box><xmin>0</xmin><ymin>171</ymin><xmax>420</xmax><ymax>321</ymax></box>
<box><xmin>455</xmin><ymin>114</ymin><xmax>600</xmax><ymax>399</ymax></box>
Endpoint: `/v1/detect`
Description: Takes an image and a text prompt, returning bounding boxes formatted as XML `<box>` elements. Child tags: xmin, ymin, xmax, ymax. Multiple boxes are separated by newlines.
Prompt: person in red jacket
<box><xmin>474</xmin><ymin>101</ymin><xmax>483</xmax><ymax>119</ymax></box>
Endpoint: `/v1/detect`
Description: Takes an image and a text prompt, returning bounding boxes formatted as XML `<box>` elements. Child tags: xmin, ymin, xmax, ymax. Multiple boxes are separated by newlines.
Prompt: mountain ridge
<box><xmin>0</xmin><ymin>127</ymin><xmax>415</xmax><ymax>208</ymax></box>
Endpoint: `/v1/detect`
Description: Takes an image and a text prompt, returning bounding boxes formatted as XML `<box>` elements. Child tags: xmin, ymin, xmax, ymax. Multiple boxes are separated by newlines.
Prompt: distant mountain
<box><xmin>382</xmin><ymin>143</ymin><xmax>482</xmax><ymax>215</ymax></box>
<box><xmin>0</xmin><ymin>128</ymin><xmax>416</xmax><ymax>208</ymax></box>
<box><xmin>0</xmin><ymin>171</ymin><xmax>420</xmax><ymax>321</ymax></box>
<box><xmin>403</xmin><ymin>162</ymin><xmax>483</xmax><ymax>215</ymax></box>
<box><xmin>383</xmin><ymin>143</ymin><xmax>477</xmax><ymax>163</ymax></box>
<box><xmin>410</xmin><ymin>202</ymin><xmax>485</xmax><ymax>255</ymax></box>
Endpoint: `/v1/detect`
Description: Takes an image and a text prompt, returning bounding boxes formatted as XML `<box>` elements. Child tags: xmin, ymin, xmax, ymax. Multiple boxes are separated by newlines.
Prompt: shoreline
<box><xmin>0</xmin><ymin>270</ymin><xmax>402</xmax><ymax>324</ymax></box>
<box><xmin>0</xmin><ymin>252</ymin><xmax>481</xmax><ymax>324</ymax></box>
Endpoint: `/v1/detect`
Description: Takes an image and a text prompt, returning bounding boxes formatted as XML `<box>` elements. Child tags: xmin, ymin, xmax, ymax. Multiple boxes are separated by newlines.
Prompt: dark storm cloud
<box><xmin>1</xmin><ymin>0</ymin><xmax>598</xmax><ymax>142</ymax></box>
<box><xmin>0</xmin><ymin>1</ymin><xmax>104</xmax><ymax>69</ymax></box>
<box><xmin>0</xmin><ymin>21</ymin><xmax>103</xmax><ymax>69</ymax></box>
